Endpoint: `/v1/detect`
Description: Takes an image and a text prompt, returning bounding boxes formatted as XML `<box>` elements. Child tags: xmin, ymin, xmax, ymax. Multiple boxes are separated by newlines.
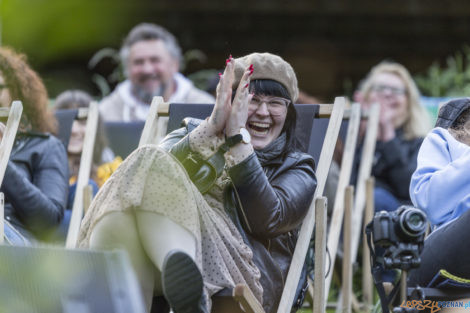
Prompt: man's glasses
<box><xmin>371</xmin><ymin>84</ymin><xmax>406</xmax><ymax>96</ymax></box>
<box><xmin>249</xmin><ymin>96</ymin><xmax>290</xmax><ymax>115</ymax></box>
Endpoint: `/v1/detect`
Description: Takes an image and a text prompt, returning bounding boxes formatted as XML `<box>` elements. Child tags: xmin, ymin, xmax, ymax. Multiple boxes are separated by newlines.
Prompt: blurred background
<box><xmin>3</xmin><ymin>0</ymin><xmax>470</xmax><ymax>102</ymax></box>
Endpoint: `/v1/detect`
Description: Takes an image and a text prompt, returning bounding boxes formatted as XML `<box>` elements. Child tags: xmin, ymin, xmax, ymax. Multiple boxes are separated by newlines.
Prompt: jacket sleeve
<box><xmin>159</xmin><ymin>121</ymin><xmax>225</xmax><ymax>194</ymax></box>
<box><xmin>410</xmin><ymin>129</ymin><xmax>470</xmax><ymax>226</ymax></box>
<box><xmin>373</xmin><ymin>135</ymin><xmax>423</xmax><ymax>199</ymax></box>
<box><xmin>2</xmin><ymin>137</ymin><xmax>69</xmax><ymax>235</ymax></box>
<box><xmin>228</xmin><ymin>153</ymin><xmax>317</xmax><ymax>238</ymax></box>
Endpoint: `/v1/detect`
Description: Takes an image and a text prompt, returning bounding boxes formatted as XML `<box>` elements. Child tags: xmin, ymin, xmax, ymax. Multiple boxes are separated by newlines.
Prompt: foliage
<box><xmin>415</xmin><ymin>46</ymin><xmax>470</xmax><ymax>97</ymax></box>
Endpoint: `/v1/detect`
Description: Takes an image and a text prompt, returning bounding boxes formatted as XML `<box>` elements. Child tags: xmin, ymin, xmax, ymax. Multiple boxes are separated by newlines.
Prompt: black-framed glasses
<box><xmin>249</xmin><ymin>96</ymin><xmax>290</xmax><ymax>115</ymax></box>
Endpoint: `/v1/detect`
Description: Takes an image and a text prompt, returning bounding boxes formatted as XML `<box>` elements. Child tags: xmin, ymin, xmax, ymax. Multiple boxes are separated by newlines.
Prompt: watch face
<box><xmin>240</xmin><ymin>127</ymin><xmax>251</xmax><ymax>144</ymax></box>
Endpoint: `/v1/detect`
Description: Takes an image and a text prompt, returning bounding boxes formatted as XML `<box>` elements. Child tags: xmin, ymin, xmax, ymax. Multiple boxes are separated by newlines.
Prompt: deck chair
<box><xmin>104</xmin><ymin>121</ymin><xmax>145</xmax><ymax>159</ymax></box>
<box><xmin>329</xmin><ymin>102</ymin><xmax>380</xmax><ymax>312</ymax></box>
<box><xmin>0</xmin><ymin>101</ymin><xmax>23</xmax><ymax>243</ymax></box>
<box><xmin>315</xmin><ymin>102</ymin><xmax>362</xmax><ymax>303</ymax></box>
<box><xmin>140</xmin><ymin>96</ymin><xmax>345</xmax><ymax>312</ymax></box>
<box><xmin>54</xmin><ymin>102</ymin><xmax>100</xmax><ymax>248</ymax></box>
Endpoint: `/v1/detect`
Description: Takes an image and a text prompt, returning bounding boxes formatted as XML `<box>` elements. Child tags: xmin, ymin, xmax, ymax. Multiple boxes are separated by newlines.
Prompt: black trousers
<box><xmin>408</xmin><ymin>208</ymin><xmax>470</xmax><ymax>287</ymax></box>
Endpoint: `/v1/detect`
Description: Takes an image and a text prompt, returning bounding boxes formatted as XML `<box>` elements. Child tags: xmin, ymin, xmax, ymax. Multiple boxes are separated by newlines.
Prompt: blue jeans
<box><xmin>374</xmin><ymin>187</ymin><xmax>401</xmax><ymax>213</ymax></box>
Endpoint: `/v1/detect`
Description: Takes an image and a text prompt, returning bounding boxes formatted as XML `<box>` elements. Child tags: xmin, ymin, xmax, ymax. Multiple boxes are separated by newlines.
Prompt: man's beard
<box><xmin>132</xmin><ymin>82</ymin><xmax>167</xmax><ymax>104</ymax></box>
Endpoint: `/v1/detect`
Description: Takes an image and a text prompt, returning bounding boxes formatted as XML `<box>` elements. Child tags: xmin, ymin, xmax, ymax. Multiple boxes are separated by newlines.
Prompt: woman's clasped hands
<box><xmin>208</xmin><ymin>55</ymin><xmax>254</xmax><ymax>138</ymax></box>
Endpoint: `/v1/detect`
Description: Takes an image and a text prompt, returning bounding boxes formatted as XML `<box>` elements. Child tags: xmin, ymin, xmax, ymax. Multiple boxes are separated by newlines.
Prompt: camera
<box><xmin>371</xmin><ymin>205</ymin><xmax>427</xmax><ymax>270</ymax></box>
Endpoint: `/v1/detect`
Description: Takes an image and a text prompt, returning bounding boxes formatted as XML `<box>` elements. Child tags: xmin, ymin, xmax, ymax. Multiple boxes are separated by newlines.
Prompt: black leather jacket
<box><xmin>352</xmin><ymin>128</ymin><xmax>424</xmax><ymax>204</ymax></box>
<box><xmin>1</xmin><ymin>133</ymin><xmax>69</xmax><ymax>240</ymax></box>
<box><xmin>159</xmin><ymin>119</ymin><xmax>317</xmax><ymax>313</ymax></box>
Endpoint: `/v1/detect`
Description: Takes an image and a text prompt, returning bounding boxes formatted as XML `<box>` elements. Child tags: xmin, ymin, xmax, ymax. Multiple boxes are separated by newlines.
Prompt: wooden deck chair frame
<box><xmin>0</xmin><ymin>101</ymin><xmax>23</xmax><ymax>243</ymax></box>
<box><xmin>320</xmin><ymin>103</ymin><xmax>380</xmax><ymax>305</ymax></box>
<box><xmin>304</xmin><ymin>101</ymin><xmax>366</xmax><ymax>313</ymax></box>
<box><xmin>309</xmin><ymin>102</ymin><xmax>362</xmax><ymax>306</ymax></box>
<box><xmin>65</xmin><ymin>101</ymin><xmax>99</xmax><ymax>248</ymax></box>
<box><xmin>139</xmin><ymin>96</ymin><xmax>346</xmax><ymax>313</ymax></box>
<box><xmin>330</xmin><ymin>102</ymin><xmax>380</xmax><ymax>312</ymax></box>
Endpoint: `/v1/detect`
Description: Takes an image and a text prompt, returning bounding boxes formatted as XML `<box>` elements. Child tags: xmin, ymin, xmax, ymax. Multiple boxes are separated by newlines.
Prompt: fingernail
<box><xmin>244</xmin><ymin>83</ymin><xmax>249</xmax><ymax>88</ymax></box>
<box><xmin>249</xmin><ymin>64</ymin><xmax>254</xmax><ymax>71</ymax></box>
<box><xmin>218</xmin><ymin>72</ymin><xmax>222</xmax><ymax>77</ymax></box>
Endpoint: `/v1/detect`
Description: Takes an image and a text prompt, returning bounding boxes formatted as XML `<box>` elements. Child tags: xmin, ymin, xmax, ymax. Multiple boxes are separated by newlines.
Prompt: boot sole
<box><xmin>162</xmin><ymin>251</ymin><xmax>203</xmax><ymax>313</ymax></box>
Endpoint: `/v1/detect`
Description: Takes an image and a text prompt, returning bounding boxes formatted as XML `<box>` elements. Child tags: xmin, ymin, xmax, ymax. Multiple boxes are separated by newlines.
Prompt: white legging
<box><xmin>89</xmin><ymin>211</ymin><xmax>196</xmax><ymax>310</ymax></box>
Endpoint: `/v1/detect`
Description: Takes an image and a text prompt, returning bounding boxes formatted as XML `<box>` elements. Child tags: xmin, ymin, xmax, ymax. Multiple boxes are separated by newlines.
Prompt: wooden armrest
<box><xmin>233</xmin><ymin>284</ymin><xmax>265</xmax><ymax>313</ymax></box>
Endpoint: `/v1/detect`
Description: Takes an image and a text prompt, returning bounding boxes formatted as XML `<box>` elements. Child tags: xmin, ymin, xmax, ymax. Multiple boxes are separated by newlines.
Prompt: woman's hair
<box><xmin>54</xmin><ymin>90</ymin><xmax>108</xmax><ymax>165</ymax></box>
<box><xmin>0</xmin><ymin>46</ymin><xmax>57</xmax><ymax>134</ymax></box>
<box><xmin>358</xmin><ymin>61</ymin><xmax>431</xmax><ymax>139</ymax></box>
<box><xmin>449</xmin><ymin>107</ymin><xmax>470</xmax><ymax>146</ymax></box>
<box><xmin>249</xmin><ymin>79</ymin><xmax>299</xmax><ymax>153</ymax></box>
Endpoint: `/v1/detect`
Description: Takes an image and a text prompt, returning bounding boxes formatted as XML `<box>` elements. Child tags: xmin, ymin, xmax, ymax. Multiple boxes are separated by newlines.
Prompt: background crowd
<box><xmin>1</xmin><ymin>9</ymin><xmax>470</xmax><ymax>312</ymax></box>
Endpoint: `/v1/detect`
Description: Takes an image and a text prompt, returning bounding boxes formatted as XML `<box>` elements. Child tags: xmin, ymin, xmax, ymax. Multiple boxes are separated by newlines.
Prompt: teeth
<box><xmin>251</xmin><ymin>129</ymin><xmax>269</xmax><ymax>136</ymax></box>
<box><xmin>250</xmin><ymin>122</ymin><xmax>270</xmax><ymax>128</ymax></box>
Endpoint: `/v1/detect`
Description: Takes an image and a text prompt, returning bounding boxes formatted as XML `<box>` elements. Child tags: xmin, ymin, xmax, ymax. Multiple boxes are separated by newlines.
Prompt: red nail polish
<box><xmin>244</xmin><ymin>83</ymin><xmax>249</xmax><ymax>88</ymax></box>
<box><xmin>249</xmin><ymin>64</ymin><xmax>254</xmax><ymax>71</ymax></box>
<box><xmin>249</xmin><ymin>68</ymin><xmax>254</xmax><ymax>75</ymax></box>
<box><xmin>218</xmin><ymin>72</ymin><xmax>222</xmax><ymax>76</ymax></box>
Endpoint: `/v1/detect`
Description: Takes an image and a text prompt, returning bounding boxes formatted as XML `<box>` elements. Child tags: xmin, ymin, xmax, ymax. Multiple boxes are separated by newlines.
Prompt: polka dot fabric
<box><xmin>78</xmin><ymin>145</ymin><xmax>263</xmax><ymax>308</ymax></box>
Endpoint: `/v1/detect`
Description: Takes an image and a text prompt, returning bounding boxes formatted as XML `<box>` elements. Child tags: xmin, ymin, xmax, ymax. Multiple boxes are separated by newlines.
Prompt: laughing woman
<box><xmin>78</xmin><ymin>53</ymin><xmax>316</xmax><ymax>313</ymax></box>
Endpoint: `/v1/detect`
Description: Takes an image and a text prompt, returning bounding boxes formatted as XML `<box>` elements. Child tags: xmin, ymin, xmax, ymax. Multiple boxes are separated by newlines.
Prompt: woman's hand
<box><xmin>225</xmin><ymin>65</ymin><xmax>253</xmax><ymax>137</ymax></box>
<box><xmin>208</xmin><ymin>56</ymin><xmax>235</xmax><ymax>134</ymax></box>
<box><xmin>377</xmin><ymin>104</ymin><xmax>396</xmax><ymax>142</ymax></box>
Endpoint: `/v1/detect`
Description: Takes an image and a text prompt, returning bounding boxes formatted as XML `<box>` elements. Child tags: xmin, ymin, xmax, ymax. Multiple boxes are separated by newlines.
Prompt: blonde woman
<box><xmin>354</xmin><ymin>61</ymin><xmax>432</xmax><ymax>213</ymax></box>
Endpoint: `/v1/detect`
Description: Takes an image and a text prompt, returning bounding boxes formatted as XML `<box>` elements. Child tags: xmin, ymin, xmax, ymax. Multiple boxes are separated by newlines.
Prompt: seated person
<box><xmin>54</xmin><ymin>90</ymin><xmax>117</xmax><ymax>196</ymax></box>
<box><xmin>78</xmin><ymin>53</ymin><xmax>317</xmax><ymax>313</ymax></box>
<box><xmin>100</xmin><ymin>23</ymin><xmax>214</xmax><ymax>122</ymax></box>
<box><xmin>52</xmin><ymin>90</ymin><xmax>119</xmax><ymax>240</ymax></box>
<box><xmin>409</xmin><ymin>98</ymin><xmax>470</xmax><ymax>287</ymax></box>
<box><xmin>0</xmin><ymin>47</ymin><xmax>68</xmax><ymax>244</ymax></box>
<box><xmin>353</xmin><ymin>61</ymin><xmax>431</xmax><ymax>212</ymax></box>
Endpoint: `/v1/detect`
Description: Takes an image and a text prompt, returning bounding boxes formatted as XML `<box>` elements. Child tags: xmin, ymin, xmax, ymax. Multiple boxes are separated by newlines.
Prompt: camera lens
<box><xmin>399</xmin><ymin>208</ymin><xmax>427</xmax><ymax>238</ymax></box>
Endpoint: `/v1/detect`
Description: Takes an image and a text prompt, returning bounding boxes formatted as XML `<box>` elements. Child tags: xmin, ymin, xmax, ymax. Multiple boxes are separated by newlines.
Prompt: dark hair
<box><xmin>0</xmin><ymin>46</ymin><xmax>57</xmax><ymax>134</ymax></box>
<box><xmin>54</xmin><ymin>90</ymin><xmax>109</xmax><ymax>165</ymax></box>
<box><xmin>449</xmin><ymin>107</ymin><xmax>470</xmax><ymax>145</ymax></box>
<box><xmin>248</xmin><ymin>79</ymin><xmax>299</xmax><ymax>154</ymax></box>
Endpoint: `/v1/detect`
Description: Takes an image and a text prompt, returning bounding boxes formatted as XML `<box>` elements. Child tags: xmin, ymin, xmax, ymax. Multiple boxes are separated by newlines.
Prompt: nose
<box><xmin>141</xmin><ymin>60</ymin><xmax>154</xmax><ymax>74</ymax></box>
<box><xmin>255</xmin><ymin>101</ymin><xmax>270</xmax><ymax>116</ymax></box>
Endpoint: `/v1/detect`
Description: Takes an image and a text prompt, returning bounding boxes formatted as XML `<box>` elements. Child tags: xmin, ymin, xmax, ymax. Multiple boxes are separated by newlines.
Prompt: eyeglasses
<box><xmin>249</xmin><ymin>96</ymin><xmax>290</xmax><ymax>115</ymax></box>
<box><xmin>371</xmin><ymin>84</ymin><xmax>406</xmax><ymax>96</ymax></box>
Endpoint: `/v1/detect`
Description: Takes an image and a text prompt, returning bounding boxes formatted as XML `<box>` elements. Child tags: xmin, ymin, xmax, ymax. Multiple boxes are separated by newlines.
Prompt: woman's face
<box><xmin>68</xmin><ymin>119</ymin><xmax>86</xmax><ymax>154</ymax></box>
<box><xmin>0</xmin><ymin>72</ymin><xmax>12</xmax><ymax>108</ymax></box>
<box><xmin>367</xmin><ymin>72</ymin><xmax>409</xmax><ymax>128</ymax></box>
<box><xmin>246</xmin><ymin>94</ymin><xmax>288</xmax><ymax>149</ymax></box>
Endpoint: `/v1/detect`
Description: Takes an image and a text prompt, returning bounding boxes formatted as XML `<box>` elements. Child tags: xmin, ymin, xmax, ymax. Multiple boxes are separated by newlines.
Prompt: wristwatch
<box><xmin>225</xmin><ymin>127</ymin><xmax>251</xmax><ymax>148</ymax></box>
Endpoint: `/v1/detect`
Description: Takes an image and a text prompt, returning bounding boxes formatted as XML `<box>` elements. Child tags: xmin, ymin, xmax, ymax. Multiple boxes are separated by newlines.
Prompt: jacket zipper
<box><xmin>231</xmin><ymin>180</ymin><xmax>253</xmax><ymax>234</ymax></box>
<box><xmin>267</xmin><ymin>238</ymin><xmax>286</xmax><ymax>287</ymax></box>
<box><xmin>230</xmin><ymin>173</ymin><xmax>285</xmax><ymax>286</ymax></box>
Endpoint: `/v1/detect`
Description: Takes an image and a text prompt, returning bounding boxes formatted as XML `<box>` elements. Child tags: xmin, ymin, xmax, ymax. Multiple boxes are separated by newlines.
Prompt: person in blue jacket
<box><xmin>409</xmin><ymin>98</ymin><xmax>470</xmax><ymax>287</ymax></box>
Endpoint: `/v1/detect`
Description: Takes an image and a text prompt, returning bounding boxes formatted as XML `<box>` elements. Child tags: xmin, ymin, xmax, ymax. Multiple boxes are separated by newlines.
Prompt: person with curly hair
<box><xmin>0</xmin><ymin>46</ymin><xmax>68</xmax><ymax>244</ymax></box>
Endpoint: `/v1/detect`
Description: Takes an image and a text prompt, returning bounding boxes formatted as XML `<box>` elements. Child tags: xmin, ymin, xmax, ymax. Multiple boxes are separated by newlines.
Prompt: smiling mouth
<box><xmin>248</xmin><ymin>122</ymin><xmax>270</xmax><ymax>136</ymax></box>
